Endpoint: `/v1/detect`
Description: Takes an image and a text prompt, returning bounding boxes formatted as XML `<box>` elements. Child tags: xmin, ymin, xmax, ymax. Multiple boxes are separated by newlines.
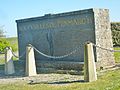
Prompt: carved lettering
<box><xmin>21</xmin><ymin>17</ymin><xmax>93</xmax><ymax>31</ymax></box>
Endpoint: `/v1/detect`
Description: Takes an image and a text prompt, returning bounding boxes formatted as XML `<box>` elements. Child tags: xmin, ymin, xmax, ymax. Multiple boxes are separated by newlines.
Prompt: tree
<box><xmin>0</xmin><ymin>38</ymin><xmax>10</xmax><ymax>52</ymax></box>
<box><xmin>0</xmin><ymin>25</ymin><xmax>8</xmax><ymax>52</ymax></box>
<box><xmin>0</xmin><ymin>25</ymin><xmax>5</xmax><ymax>37</ymax></box>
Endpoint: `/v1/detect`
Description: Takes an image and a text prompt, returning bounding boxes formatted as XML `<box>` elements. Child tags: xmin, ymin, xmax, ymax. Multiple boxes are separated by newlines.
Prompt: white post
<box><xmin>25</xmin><ymin>44</ymin><xmax>37</xmax><ymax>76</ymax></box>
<box><xmin>84</xmin><ymin>42</ymin><xmax>97</xmax><ymax>82</ymax></box>
<box><xmin>5</xmin><ymin>47</ymin><xmax>15</xmax><ymax>75</ymax></box>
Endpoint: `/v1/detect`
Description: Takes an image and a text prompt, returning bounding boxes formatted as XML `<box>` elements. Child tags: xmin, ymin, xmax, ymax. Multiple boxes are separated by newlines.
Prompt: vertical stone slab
<box><xmin>26</xmin><ymin>44</ymin><xmax>37</xmax><ymax>76</ymax></box>
<box><xmin>93</xmin><ymin>9</ymin><xmax>115</xmax><ymax>68</ymax></box>
<box><xmin>5</xmin><ymin>47</ymin><xmax>15</xmax><ymax>75</ymax></box>
<box><xmin>16</xmin><ymin>8</ymin><xmax>115</xmax><ymax>72</ymax></box>
<box><xmin>84</xmin><ymin>43</ymin><xmax>97</xmax><ymax>82</ymax></box>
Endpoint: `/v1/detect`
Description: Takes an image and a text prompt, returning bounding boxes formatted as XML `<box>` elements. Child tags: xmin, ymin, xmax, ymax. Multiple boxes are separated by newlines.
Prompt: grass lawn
<box><xmin>114</xmin><ymin>47</ymin><xmax>120</xmax><ymax>63</ymax></box>
<box><xmin>0</xmin><ymin>69</ymin><xmax>120</xmax><ymax>90</ymax></box>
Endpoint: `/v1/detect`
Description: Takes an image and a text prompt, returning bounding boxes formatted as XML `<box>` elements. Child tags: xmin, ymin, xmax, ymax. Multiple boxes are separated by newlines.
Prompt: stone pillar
<box><xmin>25</xmin><ymin>44</ymin><xmax>37</xmax><ymax>76</ymax></box>
<box><xmin>84</xmin><ymin>42</ymin><xmax>97</xmax><ymax>82</ymax></box>
<box><xmin>5</xmin><ymin>47</ymin><xmax>15</xmax><ymax>75</ymax></box>
<box><xmin>93</xmin><ymin>9</ymin><xmax>115</xmax><ymax>68</ymax></box>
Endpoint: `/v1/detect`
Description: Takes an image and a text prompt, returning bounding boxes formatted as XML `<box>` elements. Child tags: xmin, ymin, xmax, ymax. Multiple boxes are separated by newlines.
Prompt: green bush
<box><xmin>6</xmin><ymin>37</ymin><xmax>18</xmax><ymax>52</ymax></box>
<box><xmin>112</xmin><ymin>30</ymin><xmax>120</xmax><ymax>46</ymax></box>
<box><xmin>111</xmin><ymin>22</ymin><xmax>120</xmax><ymax>31</ymax></box>
<box><xmin>0</xmin><ymin>37</ymin><xmax>18</xmax><ymax>52</ymax></box>
<box><xmin>111</xmin><ymin>22</ymin><xmax>120</xmax><ymax>46</ymax></box>
<box><xmin>0</xmin><ymin>38</ymin><xmax>10</xmax><ymax>52</ymax></box>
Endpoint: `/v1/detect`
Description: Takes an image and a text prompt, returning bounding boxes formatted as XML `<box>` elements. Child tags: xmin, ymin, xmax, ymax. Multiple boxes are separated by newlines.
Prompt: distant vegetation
<box><xmin>6</xmin><ymin>37</ymin><xmax>18</xmax><ymax>52</ymax></box>
<box><xmin>111</xmin><ymin>22</ymin><xmax>120</xmax><ymax>46</ymax></box>
<box><xmin>0</xmin><ymin>37</ymin><xmax>18</xmax><ymax>52</ymax></box>
<box><xmin>0</xmin><ymin>38</ymin><xmax>10</xmax><ymax>52</ymax></box>
<box><xmin>111</xmin><ymin>22</ymin><xmax>120</xmax><ymax>31</ymax></box>
<box><xmin>0</xmin><ymin>25</ymin><xmax>6</xmax><ymax>37</ymax></box>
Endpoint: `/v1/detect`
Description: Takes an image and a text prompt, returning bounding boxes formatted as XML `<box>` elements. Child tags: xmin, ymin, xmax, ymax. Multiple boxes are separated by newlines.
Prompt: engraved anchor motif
<box><xmin>46</xmin><ymin>30</ymin><xmax>54</xmax><ymax>56</ymax></box>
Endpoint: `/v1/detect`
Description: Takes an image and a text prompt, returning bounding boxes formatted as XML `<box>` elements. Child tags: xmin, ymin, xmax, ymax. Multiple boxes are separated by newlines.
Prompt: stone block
<box><xmin>25</xmin><ymin>45</ymin><xmax>37</xmax><ymax>76</ymax></box>
<box><xmin>16</xmin><ymin>8</ymin><xmax>115</xmax><ymax>71</ymax></box>
<box><xmin>84</xmin><ymin>43</ymin><xmax>97</xmax><ymax>82</ymax></box>
<box><xmin>5</xmin><ymin>47</ymin><xmax>15</xmax><ymax>75</ymax></box>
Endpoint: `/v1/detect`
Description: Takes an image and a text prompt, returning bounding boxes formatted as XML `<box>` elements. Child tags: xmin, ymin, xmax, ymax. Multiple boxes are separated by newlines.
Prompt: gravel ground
<box><xmin>0</xmin><ymin>52</ymin><xmax>120</xmax><ymax>85</ymax></box>
<box><xmin>0</xmin><ymin>64</ymin><xmax>120</xmax><ymax>85</ymax></box>
<box><xmin>0</xmin><ymin>52</ymin><xmax>84</xmax><ymax>85</ymax></box>
<box><xmin>0</xmin><ymin>74</ymin><xmax>84</xmax><ymax>84</ymax></box>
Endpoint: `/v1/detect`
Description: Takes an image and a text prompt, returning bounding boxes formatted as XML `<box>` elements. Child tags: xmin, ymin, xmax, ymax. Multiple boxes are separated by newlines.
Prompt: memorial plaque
<box><xmin>16</xmin><ymin>8</ymin><xmax>114</xmax><ymax>71</ymax></box>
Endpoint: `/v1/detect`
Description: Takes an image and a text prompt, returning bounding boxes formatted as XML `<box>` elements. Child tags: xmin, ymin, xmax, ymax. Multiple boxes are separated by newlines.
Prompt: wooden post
<box><xmin>25</xmin><ymin>44</ymin><xmax>37</xmax><ymax>76</ymax></box>
<box><xmin>84</xmin><ymin>42</ymin><xmax>97</xmax><ymax>82</ymax></box>
<box><xmin>5</xmin><ymin>47</ymin><xmax>15</xmax><ymax>75</ymax></box>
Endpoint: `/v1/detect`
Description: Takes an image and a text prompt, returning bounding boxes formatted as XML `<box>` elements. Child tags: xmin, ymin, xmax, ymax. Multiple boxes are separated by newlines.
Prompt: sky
<box><xmin>0</xmin><ymin>0</ymin><xmax>120</xmax><ymax>37</ymax></box>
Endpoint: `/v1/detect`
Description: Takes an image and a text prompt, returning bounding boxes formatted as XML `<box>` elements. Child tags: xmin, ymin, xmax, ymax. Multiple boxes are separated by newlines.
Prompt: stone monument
<box><xmin>16</xmin><ymin>8</ymin><xmax>115</xmax><ymax>72</ymax></box>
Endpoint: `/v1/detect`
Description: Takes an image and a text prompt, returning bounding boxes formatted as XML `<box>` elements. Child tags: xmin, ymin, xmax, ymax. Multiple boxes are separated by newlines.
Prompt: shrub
<box><xmin>112</xmin><ymin>30</ymin><xmax>120</xmax><ymax>46</ymax></box>
<box><xmin>0</xmin><ymin>38</ymin><xmax>10</xmax><ymax>52</ymax></box>
<box><xmin>111</xmin><ymin>22</ymin><xmax>120</xmax><ymax>46</ymax></box>
<box><xmin>6</xmin><ymin>37</ymin><xmax>18</xmax><ymax>52</ymax></box>
<box><xmin>111</xmin><ymin>22</ymin><xmax>120</xmax><ymax>31</ymax></box>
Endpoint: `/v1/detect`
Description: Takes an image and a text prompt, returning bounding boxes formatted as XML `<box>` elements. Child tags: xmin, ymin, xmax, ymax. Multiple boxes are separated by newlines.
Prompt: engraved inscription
<box><xmin>19</xmin><ymin>17</ymin><xmax>93</xmax><ymax>31</ymax></box>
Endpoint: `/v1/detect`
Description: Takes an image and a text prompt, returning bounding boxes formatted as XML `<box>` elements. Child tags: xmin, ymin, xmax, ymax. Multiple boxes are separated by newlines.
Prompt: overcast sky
<box><xmin>0</xmin><ymin>0</ymin><xmax>120</xmax><ymax>37</ymax></box>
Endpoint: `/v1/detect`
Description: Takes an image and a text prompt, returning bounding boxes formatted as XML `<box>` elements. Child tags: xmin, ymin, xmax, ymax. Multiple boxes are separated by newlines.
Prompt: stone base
<box><xmin>36</xmin><ymin>60</ymin><xmax>84</xmax><ymax>70</ymax></box>
<box><xmin>13</xmin><ymin>59</ymin><xmax>115</xmax><ymax>75</ymax></box>
<box><xmin>13</xmin><ymin>60</ymin><xmax>84</xmax><ymax>75</ymax></box>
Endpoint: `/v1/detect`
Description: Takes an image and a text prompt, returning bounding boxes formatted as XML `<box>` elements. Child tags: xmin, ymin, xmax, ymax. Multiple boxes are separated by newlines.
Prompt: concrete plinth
<box><xmin>5</xmin><ymin>47</ymin><xmax>15</xmax><ymax>75</ymax></box>
<box><xmin>84</xmin><ymin>43</ymin><xmax>97</xmax><ymax>82</ymax></box>
<box><xmin>25</xmin><ymin>44</ymin><xmax>37</xmax><ymax>76</ymax></box>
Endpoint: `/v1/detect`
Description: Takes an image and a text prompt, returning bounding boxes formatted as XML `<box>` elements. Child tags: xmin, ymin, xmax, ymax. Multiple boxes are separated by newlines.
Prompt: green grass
<box><xmin>0</xmin><ymin>69</ymin><xmax>120</xmax><ymax>90</ymax></box>
<box><xmin>114</xmin><ymin>47</ymin><xmax>120</xmax><ymax>63</ymax></box>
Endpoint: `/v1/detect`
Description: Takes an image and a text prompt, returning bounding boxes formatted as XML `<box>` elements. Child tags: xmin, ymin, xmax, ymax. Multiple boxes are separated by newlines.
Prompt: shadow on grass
<box><xmin>28</xmin><ymin>80</ymin><xmax>85</xmax><ymax>85</ymax></box>
<box><xmin>47</xmin><ymin>80</ymin><xmax>85</xmax><ymax>84</ymax></box>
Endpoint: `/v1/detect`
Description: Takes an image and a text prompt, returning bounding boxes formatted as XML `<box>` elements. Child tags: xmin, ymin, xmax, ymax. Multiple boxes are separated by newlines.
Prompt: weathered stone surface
<box><xmin>16</xmin><ymin>9</ymin><xmax>95</xmax><ymax>62</ymax></box>
<box><xmin>16</xmin><ymin>8</ymin><xmax>115</xmax><ymax>72</ymax></box>
<box><xmin>93</xmin><ymin>9</ymin><xmax>115</xmax><ymax>68</ymax></box>
<box><xmin>84</xmin><ymin>43</ymin><xmax>97</xmax><ymax>82</ymax></box>
<box><xmin>25</xmin><ymin>45</ymin><xmax>37</xmax><ymax>76</ymax></box>
<box><xmin>5</xmin><ymin>47</ymin><xmax>15</xmax><ymax>75</ymax></box>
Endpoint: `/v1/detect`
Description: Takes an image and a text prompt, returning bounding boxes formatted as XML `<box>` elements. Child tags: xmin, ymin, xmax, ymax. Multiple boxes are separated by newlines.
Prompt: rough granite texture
<box><xmin>93</xmin><ymin>9</ymin><xmax>115</xmax><ymax>68</ymax></box>
<box><xmin>16</xmin><ymin>8</ymin><xmax>115</xmax><ymax>72</ymax></box>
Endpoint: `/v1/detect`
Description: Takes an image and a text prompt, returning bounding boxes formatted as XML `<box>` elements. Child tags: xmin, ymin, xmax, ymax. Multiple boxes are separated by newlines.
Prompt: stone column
<box><xmin>5</xmin><ymin>47</ymin><xmax>15</xmax><ymax>75</ymax></box>
<box><xmin>84</xmin><ymin>42</ymin><xmax>97</xmax><ymax>82</ymax></box>
<box><xmin>93</xmin><ymin>9</ymin><xmax>115</xmax><ymax>68</ymax></box>
<box><xmin>25</xmin><ymin>44</ymin><xmax>37</xmax><ymax>76</ymax></box>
